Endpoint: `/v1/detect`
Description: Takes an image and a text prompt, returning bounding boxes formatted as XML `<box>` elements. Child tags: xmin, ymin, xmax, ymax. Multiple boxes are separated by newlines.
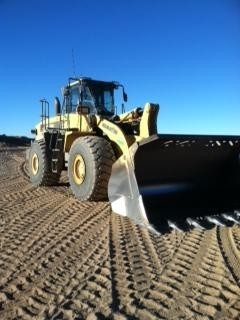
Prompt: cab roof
<box><xmin>68</xmin><ymin>77</ymin><xmax>119</xmax><ymax>89</ymax></box>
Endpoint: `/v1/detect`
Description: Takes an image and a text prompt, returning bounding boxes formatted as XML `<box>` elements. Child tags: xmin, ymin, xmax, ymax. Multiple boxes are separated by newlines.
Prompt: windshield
<box><xmin>80</xmin><ymin>86</ymin><xmax>96</xmax><ymax>112</ymax></box>
<box><xmin>65</xmin><ymin>83</ymin><xmax>115</xmax><ymax>116</ymax></box>
<box><xmin>88</xmin><ymin>85</ymin><xmax>115</xmax><ymax>116</ymax></box>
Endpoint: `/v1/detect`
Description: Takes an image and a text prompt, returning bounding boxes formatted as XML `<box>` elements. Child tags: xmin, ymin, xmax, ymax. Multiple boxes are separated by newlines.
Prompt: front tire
<box><xmin>28</xmin><ymin>139</ymin><xmax>60</xmax><ymax>186</ymax></box>
<box><xmin>68</xmin><ymin>136</ymin><xmax>115</xmax><ymax>201</ymax></box>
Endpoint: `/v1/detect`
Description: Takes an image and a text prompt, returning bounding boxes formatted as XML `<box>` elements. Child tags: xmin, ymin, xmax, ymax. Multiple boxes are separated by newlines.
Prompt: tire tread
<box><xmin>69</xmin><ymin>136</ymin><xmax>115</xmax><ymax>201</ymax></box>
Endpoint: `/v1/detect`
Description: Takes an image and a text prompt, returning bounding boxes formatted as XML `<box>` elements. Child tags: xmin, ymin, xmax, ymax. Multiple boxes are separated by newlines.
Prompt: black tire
<box><xmin>28</xmin><ymin>139</ymin><xmax>60</xmax><ymax>186</ymax></box>
<box><xmin>68</xmin><ymin>136</ymin><xmax>115</xmax><ymax>201</ymax></box>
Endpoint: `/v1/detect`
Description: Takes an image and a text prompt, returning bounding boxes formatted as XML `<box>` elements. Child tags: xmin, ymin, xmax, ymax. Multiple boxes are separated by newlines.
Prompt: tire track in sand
<box><xmin>217</xmin><ymin>225</ymin><xmax>240</xmax><ymax>283</ymax></box>
<box><xmin>1</xmin><ymin>147</ymin><xmax>240</xmax><ymax>319</ymax></box>
<box><xmin>0</xmin><ymin>199</ymin><xmax>112</xmax><ymax>319</ymax></box>
<box><xmin>109</xmin><ymin>214</ymin><xmax>240</xmax><ymax>319</ymax></box>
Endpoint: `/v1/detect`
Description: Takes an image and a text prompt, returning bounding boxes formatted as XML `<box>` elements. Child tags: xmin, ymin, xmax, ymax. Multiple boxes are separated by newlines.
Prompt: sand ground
<box><xmin>0</xmin><ymin>147</ymin><xmax>240</xmax><ymax>319</ymax></box>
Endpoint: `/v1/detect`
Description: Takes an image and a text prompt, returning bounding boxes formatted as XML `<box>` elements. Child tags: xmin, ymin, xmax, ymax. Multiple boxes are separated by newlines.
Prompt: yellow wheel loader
<box><xmin>27</xmin><ymin>77</ymin><xmax>240</xmax><ymax>233</ymax></box>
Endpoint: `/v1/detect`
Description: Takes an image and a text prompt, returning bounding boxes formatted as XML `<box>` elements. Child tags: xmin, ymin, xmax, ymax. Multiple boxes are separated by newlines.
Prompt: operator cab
<box><xmin>63</xmin><ymin>77</ymin><xmax>121</xmax><ymax>117</ymax></box>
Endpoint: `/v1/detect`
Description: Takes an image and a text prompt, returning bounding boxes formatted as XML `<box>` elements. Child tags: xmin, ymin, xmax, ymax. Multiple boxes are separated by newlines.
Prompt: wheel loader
<box><xmin>27</xmin><ymin>77</ymin><xmax>240</xmax><ymax>233</ymax></box>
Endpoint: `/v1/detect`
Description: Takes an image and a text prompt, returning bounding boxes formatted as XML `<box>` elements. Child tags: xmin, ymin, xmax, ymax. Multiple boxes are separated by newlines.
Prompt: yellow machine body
<box><xmin>29</xmin><ymin>77</ymin><xmax>240</xmax><ymax>233</ymax></box>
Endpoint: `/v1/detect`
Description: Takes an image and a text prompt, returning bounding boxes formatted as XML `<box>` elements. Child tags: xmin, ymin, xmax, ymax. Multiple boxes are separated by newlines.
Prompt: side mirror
<box><xmin>54</xmin><ymin>97</ymin><xmax>61</xmax><ymax>115</ymax></box>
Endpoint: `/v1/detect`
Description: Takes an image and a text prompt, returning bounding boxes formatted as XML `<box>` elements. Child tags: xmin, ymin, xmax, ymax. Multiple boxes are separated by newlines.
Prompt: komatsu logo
<box><xmin>102</xmin><ymin>122</ymin><xmax>118</xmax><ymax>135</ymax></box>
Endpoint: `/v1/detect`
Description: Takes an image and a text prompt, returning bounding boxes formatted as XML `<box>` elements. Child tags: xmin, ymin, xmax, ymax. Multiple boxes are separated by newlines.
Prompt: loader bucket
<box><xmin>108</xmin><ymin>134</ymin><xmax>240</xmax><ymax>230</ymax></box>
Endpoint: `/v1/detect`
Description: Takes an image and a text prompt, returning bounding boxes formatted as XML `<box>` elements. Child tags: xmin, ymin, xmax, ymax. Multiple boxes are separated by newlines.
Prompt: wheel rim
<box><xmin>31</xmin><ymin>153</ymin><xmax>39</xmax><ymax>175</ymax></box>
<box><xmin>73</xmin><ymin>154</ymin><xmax>86</xmax><ymax>185</ymax></box>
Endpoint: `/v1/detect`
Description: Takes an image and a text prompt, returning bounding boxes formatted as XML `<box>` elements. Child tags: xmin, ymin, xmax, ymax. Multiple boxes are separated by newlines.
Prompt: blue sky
<box><xmin>0</xmin><ymin>0</ymin><xmax>239</xmax><ymax>137</ymax></box>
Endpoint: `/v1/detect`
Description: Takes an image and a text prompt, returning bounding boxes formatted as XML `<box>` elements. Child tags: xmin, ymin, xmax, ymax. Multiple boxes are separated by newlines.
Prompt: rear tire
<box><xmin>68</xmin><ymin>136</ymin><xmax>115</xmax><ymax>201</ymax></box>
<box><xmin>29</xmin><ymin>139</ymin><xmax>60</xmax><ymax>186</ymax></box>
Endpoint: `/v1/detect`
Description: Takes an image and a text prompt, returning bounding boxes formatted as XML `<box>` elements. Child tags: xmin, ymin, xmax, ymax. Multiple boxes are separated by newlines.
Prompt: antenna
<box><xmin>72</xmin><ymin>48</ymin><xmax>76</xmax><ymax>77</ymax></box>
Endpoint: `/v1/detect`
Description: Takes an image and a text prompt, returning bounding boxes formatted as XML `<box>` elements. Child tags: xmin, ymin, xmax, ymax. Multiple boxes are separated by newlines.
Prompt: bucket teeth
<box><xmin>167</xmin><ymin>220</ymin><xmax>184</xmax><ymax>232</ymax></box>
<box><xmin>205</xmin><ymin>216</ymin><xmax>226</xmax><ymax>226</ymax></box>
<box><xmin>221</xmin><ymin>213</ymin><xmax>240</xmax><ymax>224</ymax></box>
<box><xmin>146</xmin><ymin>224</ymin><xmax>162</xmax><ymax>236</ymax></box>
<box><xmin>186</xmin><ymin>218</ymin><xmax>205</xmax><ymax>230</ymax></box>
<box><xmin>234</xmin><ymin>210</ymin><xmax>240</xmax><ymax>217</ymax></box>
<box><xmin>142</xmin><ymin>212</ymin><xmax>239</xmax><ymax>235</ymax></box>
<box><xmin>147</xmin><ymin>211</ymin><xmax>240</xmax><ymax>234</ymax></box>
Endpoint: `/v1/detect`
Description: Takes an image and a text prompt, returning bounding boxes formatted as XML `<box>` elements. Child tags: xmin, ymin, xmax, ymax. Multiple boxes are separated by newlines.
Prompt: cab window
<box><xmin>91</xmin><ymin>88</ymin><xmax>114</xmax><ymax>115</ymax></box>
<box><xmin>103</xmin><ymin>90</ymin><xmax>114</xmax><ymax>112</ymax></box>
<box><xmin>80</xmin><ymin>86</ymin><xmax>96</xmax><ymax>112</ymax></box>
<box><xmin>70</xmin><ymin>87</ymin><xmax>80</xmax><ymax>111</ymax></box>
